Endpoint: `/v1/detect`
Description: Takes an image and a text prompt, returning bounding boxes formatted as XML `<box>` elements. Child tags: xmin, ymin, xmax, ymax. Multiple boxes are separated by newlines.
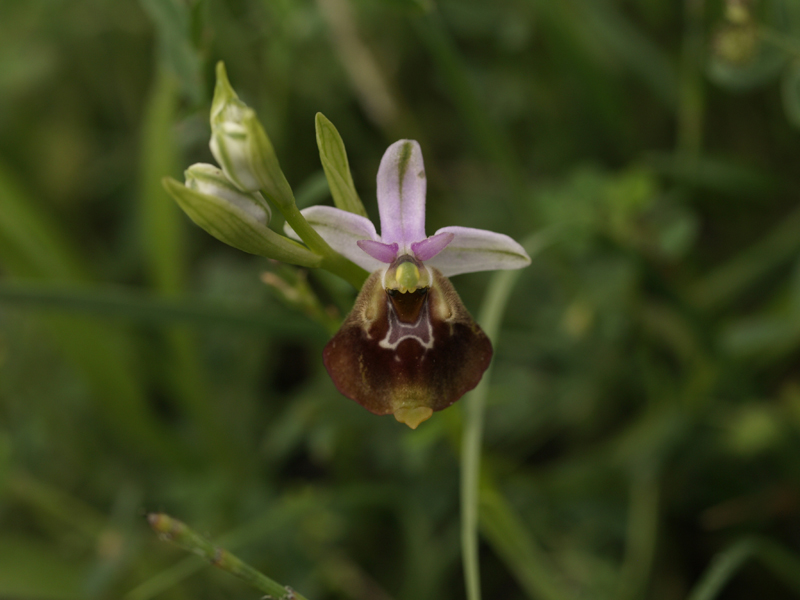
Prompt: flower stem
<box><xmin>686</xmin><ymin>537</ymin><xmax>800</xmax><ymax>600</ymax></box>
<box><xmin>460</xmin><ymin>232</ymin><xmax>552</xmax><ymax>600</ymax></box>
<box><xmin>278</xmin><ymin>202</ymin><xmax>368</xmax><ymax>289</ymax></box>
<box><xmin>148</xmin><ymin>513</ymin><xmax>311</xmax><ymax>600</ymax></box>
<box><xmin>676</xmin><ymin>0</ymin><xmax>705</xmax><ymax>157</ymax></box>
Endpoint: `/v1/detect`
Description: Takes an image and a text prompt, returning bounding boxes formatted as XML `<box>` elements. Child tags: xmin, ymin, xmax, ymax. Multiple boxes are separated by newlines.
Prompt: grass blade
<box><xmin>0</xmin><ymin>283</ymin><xmax>327</xmax><ymax>339</ymax></box>
<box><xmin>689</xmin><ymin>203</ymin><xmax>800</xmax><ymax>309</ymax></box>
<box><xmin>0</xmin><ymin>163</ymin><xmax>178</xmax><ymax>461</ymax></box>
<box><xmin>139</xmin><ymin>66</ymin><xmax>236</xmax><ymax>464</ymax></box>
<box><xmin>460</xmin><ymin>232</ymin><xmax>553</xmax><ymax>600</ymax></box>
<box><xmin>147</xmin><ymin>513</ymin><xmax>311</xmax><ymax>600</ymax></box>
<box><xmin>479</xmin><ymin>485</ymin><xmax>572</xmax><ymax>600</ymax></box>
<box><xmin>687</xmin><ymin>537</ymin><xmax>800</xmax><ymax>600</ymax></box>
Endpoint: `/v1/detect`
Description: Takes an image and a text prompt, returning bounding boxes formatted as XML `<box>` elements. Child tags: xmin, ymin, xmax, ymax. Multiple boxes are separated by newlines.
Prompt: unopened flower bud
<box><xmin>162</xmin><ymin>164</ymin><xmax>321</xmax><ymax>267</ymax></box>
<box><xmin>210</xmin><ymin>62</ymin><xmax>295</xmax><ymax>208</ymax></box>
<box><xmin>185</xmin><ymin>163</ymin><xmax>271</xmax><ymax>225</ymax></box>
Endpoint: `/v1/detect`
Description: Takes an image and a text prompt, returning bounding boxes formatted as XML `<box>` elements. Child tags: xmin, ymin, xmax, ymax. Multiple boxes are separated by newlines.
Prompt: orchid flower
<box><xmin>286</xmin><ymin>140</ymin><xmax>531</xmax><ymax>428</ymax></box>
<box><xmin>163</xmin><ymin>63</ymin><xmax>531</xmax><ymax>429</ymax></box>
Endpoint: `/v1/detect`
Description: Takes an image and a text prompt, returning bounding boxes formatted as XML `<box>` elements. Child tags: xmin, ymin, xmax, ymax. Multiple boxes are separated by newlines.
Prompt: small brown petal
<box><xmin>323</xmin><ymin>266</ymin><xmax>492</xmax><ymax>427</ymax></box>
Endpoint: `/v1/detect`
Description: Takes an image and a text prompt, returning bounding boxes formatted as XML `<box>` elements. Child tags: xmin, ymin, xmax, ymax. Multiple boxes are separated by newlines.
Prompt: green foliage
<box><xmin>315</xmin><ymin>113</ymin><xmax>368</xmax><ymax>218</ymax></box>
<box><xmin>138</xmin><ymin>0</ymin><xmax>204</xmax><ymax>105</ymax></box>
<box><xmin>3</xmin><ymin>0</ymin><xmax>800</xmax><ymax>599</ymax></box>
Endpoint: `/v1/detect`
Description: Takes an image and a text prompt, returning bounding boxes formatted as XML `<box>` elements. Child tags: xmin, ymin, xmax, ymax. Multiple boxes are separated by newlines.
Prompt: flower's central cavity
<box><xmin>381</xmin><ymin>255</ymin><xmax>432</xmax><ymax>344</ymax></box>
<box><xmin>386</xmin><ymin>287</ymin><xmax>428</xmax><ymax>325</ymax></box>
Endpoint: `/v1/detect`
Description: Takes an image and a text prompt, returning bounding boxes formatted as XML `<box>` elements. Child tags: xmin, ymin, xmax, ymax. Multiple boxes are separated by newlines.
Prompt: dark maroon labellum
<box><xmin>323</xmin><ymin>264</ymin><xmax>493</xmax><ymax>428</ymax></box>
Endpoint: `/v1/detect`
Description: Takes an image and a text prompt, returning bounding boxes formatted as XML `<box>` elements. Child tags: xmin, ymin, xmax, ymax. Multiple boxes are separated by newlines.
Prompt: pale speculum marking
<box><xmin>378</xmin><ymin>296</ymin><xmax>434</xmax><ymax>351</ymax></box>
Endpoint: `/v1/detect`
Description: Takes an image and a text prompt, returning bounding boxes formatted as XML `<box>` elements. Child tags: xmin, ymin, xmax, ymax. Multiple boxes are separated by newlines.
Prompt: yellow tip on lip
<box><xmin>393</xmin><ymin>406</ymin><xmax>434</xmax><ymax>429</ymax></box>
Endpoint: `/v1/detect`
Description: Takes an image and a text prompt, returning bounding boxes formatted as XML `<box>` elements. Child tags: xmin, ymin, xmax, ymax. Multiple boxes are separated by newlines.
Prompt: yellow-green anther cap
<box><xmin>382</xmin><ymin>256</ymin><xmax>431</xmax><ymax>293</ymax></box>
<box><xmin>396</xmin><ymin>261</ymin><xmax>420</xmax><ymax>292</ymax></box>
<box><xmin>209</xmin><ymin>62</ymin><xmax>295</xmax><ymax>209</ymax></box>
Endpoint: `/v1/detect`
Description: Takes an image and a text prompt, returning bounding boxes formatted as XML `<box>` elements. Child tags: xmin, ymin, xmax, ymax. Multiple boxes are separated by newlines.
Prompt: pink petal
<box><xmin>283</xmin><ymin>205</ymin><xmax>385</xmax><ymax>272</ymax></box>
<box><xmin>424</xmin><ymin>226</ymin><xmax>531</xmax><ymax>276</ymax></box>
<box><xmin>411</xmin><ymin>232</ymin><xmax>455</xmax><ymax>262</ymax></box>
<box><xmin>376</xmin><ymin>140</ymin><xmax>427</xmax><ymax>251</ymax></box>
<box><xmin>357</xmin><ymin>240</ymin><xmax>399</xmax><ymax>263</ymax></box>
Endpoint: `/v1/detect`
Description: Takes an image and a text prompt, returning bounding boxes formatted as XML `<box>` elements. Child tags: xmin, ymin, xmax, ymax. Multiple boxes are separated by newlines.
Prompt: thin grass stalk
<box><xmin>147</xmin><ymin>514</ymin><xmax>311</xmax><ymax>600</ymax></box>
<box><xmin>460</xmin><ymin>232</ymin><xmax>551</xmax><ymax>600</ymax></box>
<box><xmin>687</xmin><ymin>537</ymin><xmax>800</xmax><ymax>600</ymax></box>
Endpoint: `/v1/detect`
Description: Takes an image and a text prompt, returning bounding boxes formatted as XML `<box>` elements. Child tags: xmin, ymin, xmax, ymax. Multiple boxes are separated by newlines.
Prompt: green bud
<box><xmin>210</xmin><ymin>62</ymin><xmax>295</xmax><ymax>208</ymax></box>
<box><xmin>162</xmin><ymin>165</ymin><xmax>321</xmax><ymax>267</ymax></box>
<box><xmin>186</xmin><ymin>163</ymin><xmax>271</xmax><ymax>225</ymax></box>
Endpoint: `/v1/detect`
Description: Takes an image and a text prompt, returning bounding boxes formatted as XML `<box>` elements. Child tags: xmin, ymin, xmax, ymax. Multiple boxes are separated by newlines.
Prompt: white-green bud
<box><xmin>209</xmin><ymin>62</ymin><xmax>295</xmax><ymax>208</ymax></box>
<box><xmin>162</xmin><ymin>165</ymin><xmax>321</xmax><ymax>268</ymax></box>
<box><xmin>185</xmin><ymin>163</ymin><xmax>271</xmax><ymax>226</ymax></box>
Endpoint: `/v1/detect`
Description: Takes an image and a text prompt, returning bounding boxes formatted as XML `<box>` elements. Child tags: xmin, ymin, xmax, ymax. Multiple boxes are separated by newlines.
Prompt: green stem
<box><xmin>8</xmin><ymin>471</ymin><xmax>106</xmax><ymax>539</ymax></box>
<box><xmin>676</xmin><ymin>0</ymin><xmax>705</xmax><ymax>157</ymax></box>
<box><xmin>148</xmin><ymin>513</ymin><xmax>311</xmax><ymax>600</ymax></box>
<box><xmin>460</xmin><ymin>232</ymin><xmax>552</xmax><ymax>600</ymax></box>
<box><xmin>278</xmin><ymin>202</ymin><xmax>368</xmax><ymax>289</ymax></box>
<box><xmin>615</xmin><ymin>469</ymin><xmax>660</xmax><ymax>600</ymax></box>
<box><xmin>412</xmin><ymin>11</ymin><xmax>524</xmax><ymax>223</ymax></box>
<box><xmin>479</xmin><ymin>485</ymin><xmax>572</xmax><ymax>600</ymax></box>
<box><xmin>687</xmin><ymin>537</ymin><xmax>800</xmax><ymax>600</ymax></box>
<box><xmin>688</xmin><ymin>202</ymin><xmax>800</xmax><ymax>310</ymax></box>
<box><xmin>0</xmin><ymin>282</ymin><xmax>327</xmax><ymax>338</ymax></box>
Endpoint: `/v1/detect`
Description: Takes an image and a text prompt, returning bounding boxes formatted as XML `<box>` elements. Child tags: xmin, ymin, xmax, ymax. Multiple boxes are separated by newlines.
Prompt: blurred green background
<box><xmin>2</xmin><ymin>0</ymin><xmax>800</xmax><ymax>598</ymax></box>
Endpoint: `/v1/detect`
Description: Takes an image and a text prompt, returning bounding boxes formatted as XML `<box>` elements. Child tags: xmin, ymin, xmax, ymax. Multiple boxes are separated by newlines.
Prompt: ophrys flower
<box><xmin>286</xmin><ymin>140</ymin><xmax>531</xmax><ymax>428</ymax></box>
